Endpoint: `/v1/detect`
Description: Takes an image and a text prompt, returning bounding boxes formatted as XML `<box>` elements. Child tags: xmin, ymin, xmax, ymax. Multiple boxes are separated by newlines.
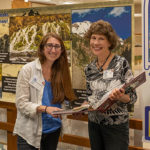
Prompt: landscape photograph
<box><xmin>71</xmin><ymin>6</ymin><xmax>132</xmax><ymax>89</ymax></box>
<box><xmin>9</xmin><ymin>14</ymin><xmax>71</xmax><ymax>64</ymax></box>
<box><xmin>0</xmin><ymin>17</ymin><xmax>9</xmax><ymax>63</ymax></box>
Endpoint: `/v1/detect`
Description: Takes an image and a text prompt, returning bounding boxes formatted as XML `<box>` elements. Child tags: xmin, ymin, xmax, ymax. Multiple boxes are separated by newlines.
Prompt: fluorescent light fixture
<box><xmin>28</xmin><ymin>0</ymin><xmax>57</xmax><ymax>4</ymax></box>
<box><xmin>63</xmin><ymin>2</ymin><xmax>73</xmax><ymax>4</ymax></box>
<box><xmin>28</xmin><ymin>0</ymin><xmax>76</xmax><ymax>5</ymax></box>
<box><xmin>134</xmin><ymin>13</ymin><xmax>142</xmax><ymax>17</ymax></box>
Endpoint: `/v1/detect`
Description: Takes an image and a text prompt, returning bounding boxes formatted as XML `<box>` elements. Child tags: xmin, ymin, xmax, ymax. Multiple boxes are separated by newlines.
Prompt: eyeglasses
<box><xmin>45</xmin><ymin>43</ymin><xmax>61</xmax><ymax>51</ymax></box>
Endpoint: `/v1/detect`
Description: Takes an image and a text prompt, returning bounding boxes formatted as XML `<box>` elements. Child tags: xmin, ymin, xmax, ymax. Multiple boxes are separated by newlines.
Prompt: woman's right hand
<box><xmin>37</xmin><ymin>105</ymin><xmax>62</xmax><ymax>118</ymax></box>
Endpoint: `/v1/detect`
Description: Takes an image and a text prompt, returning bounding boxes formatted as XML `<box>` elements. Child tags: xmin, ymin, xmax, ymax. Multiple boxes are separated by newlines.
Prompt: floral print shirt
<box><xmin>85</xmin><ymin>55</ymin><xmax>137</xmax><ymax>125</ymax></box>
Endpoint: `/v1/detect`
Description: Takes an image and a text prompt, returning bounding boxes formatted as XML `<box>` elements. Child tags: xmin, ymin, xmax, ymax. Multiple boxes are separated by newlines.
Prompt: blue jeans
<box><xmin>17</xmin><ymin>128</ymin><xmax>61</xmax><ymax>150</ymax></box>
<box><xmin>88</xmin><ymin>121</ymin><xmax>129</xmax><ymax>150</ymax></box>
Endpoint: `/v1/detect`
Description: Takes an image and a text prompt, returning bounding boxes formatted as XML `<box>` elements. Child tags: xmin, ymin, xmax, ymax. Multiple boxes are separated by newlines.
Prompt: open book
<box><xmin>52</xmin><ymin>104</ymin><xmax>90</xmax><ymax>115</ymax></box>
<box><xmin>52</xmin><ymin>72</ymin><xmax>146</xmax><ymax>115</ymax></box>
<box><xmin>96</xmin><ymin>71</ymin><xmax>146</xmax><ymax>112</ymax></box>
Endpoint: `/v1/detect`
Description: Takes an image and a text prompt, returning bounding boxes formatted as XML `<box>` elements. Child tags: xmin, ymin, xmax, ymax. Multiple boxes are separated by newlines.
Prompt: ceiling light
<box><xmin>110</xmin><ymin>0</ymin><xmax>119</xmax><ymax>1</ymax></box>
<box><xmin>63</xmin><ymin>2</ymin><xmax>73</xmax><ymax>4</ymax></box>
<box><xmin>134</xmin><ymin>13</ymin><xmax>142</xmax><ymax>17</ymax></box>
<box><xmin>24</xmin><ymin>0</ymin><xmax>29</xmax><ymax>2</ymax></box>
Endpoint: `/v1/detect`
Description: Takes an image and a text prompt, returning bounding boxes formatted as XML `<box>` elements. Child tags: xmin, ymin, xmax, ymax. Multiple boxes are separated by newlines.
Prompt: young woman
<box><xmin>84</xmin><ymin>20</ymin><xmax>137</xmax><ymax>150</ymax></box>
<box><xmin>13</xmin><ymin>33</ymin><xmax>76</xmax><ymax>150</ymax></box>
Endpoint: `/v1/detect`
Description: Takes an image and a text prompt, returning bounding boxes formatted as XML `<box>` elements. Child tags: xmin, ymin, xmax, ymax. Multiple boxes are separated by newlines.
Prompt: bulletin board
<box><xmin>0</xmin><ymin>0</ymin><xmax>134</xmax><ymax>103</ymax></box>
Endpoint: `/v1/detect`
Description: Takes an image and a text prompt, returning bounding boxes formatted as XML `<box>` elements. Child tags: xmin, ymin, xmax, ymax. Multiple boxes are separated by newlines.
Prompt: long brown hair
<box><xmin>38</xmin><ymin>32</ymin><xmax>76</xmax><ymax>103</ymax></box>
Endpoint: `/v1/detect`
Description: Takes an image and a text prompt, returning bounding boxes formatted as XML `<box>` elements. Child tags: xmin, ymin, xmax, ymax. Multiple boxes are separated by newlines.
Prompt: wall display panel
<box><xmin>0</xmin><ymin>1</ymin><xmax>135</xmax><ymax>149</ymax></box>
<box><xmin>1</xmin><ymin>63</ymin><xmax>23</xmax><ymax>102</ymax></box>
<box><xmin>0</xmin><ymin>8</ymin><xmax>72</xmax><ymax>102</ymax></box>
<box><xmin>0</xmin><ymin>64</ymin><xmax>2</xmax><ymax>98</ymax></box>
<box><xmin>0</xmin><ymin>13</ymin><xmax>9</xmax><ymax>63</ymax></box>
<box><xmin>9</xmin><ymin>14</ymin><xmax>71</xmax><ymax>64</ymax></box>
<box><xmin>0</xmin><ymin>0</ymin><xmax>134</xmax><ymax>104</ymax></box>
<box><xmin>71</xmin><ymin>5</ymin><xmax>134</xmax><ymax>109</ymax></box>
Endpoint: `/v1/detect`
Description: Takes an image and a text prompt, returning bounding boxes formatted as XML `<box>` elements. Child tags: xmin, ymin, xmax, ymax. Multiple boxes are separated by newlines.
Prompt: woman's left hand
<box><xmin>109</xmin><ymin>88</ymin><xmax>130</xmax><ymax>103</ymax></box>
<box><xmin>109</xmin><ymin>88</ymin><xmax>125</xmax><ymax>101</ymax></box>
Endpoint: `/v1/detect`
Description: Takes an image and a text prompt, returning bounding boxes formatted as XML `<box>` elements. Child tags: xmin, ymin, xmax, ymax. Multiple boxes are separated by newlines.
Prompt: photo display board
<box><xmin>0</xmin><ymin>0</ymin><xmax>134</xmax><ymax>103</ymax></box>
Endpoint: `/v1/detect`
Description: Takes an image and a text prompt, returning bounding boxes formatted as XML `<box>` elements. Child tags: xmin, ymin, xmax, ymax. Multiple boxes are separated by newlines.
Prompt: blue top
<box><xmin>42</xmin><ymin>80</ymin><xmax>61</xmax><ymax>133</ymax></box>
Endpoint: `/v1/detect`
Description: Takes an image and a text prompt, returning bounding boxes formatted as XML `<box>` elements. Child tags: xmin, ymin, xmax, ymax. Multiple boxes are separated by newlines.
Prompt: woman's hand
<box><xmin>72</xmin><ymin>101</ymin><xmax>89</xmax><ymax>118</ymax></box>
<box><xmin>109</xmin><ymin>88</ymin><xmax>125</xmax><ymax>101</ymax></box>
<box><xmin>37</xmin><ymin>105</ymin><xmax>62</xmax><ymax>118</ymax></box>
<box><xmin>109</xmin><ymin>88</ymin><xmax>130</xmax><ymax>103</ymax></box>
<box><xmin>46</xmin><ymin>106</ymin><xmax>62</xmax><ymax>118</ymax></box>
<box><xmin>81</xmin><ymin>101</ymin><xmax>89</xmax><ymax>106</ymax></box>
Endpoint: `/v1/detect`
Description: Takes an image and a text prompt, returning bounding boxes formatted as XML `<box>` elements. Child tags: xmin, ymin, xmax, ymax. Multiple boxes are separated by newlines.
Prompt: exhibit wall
<box><xmin>0</xmin><ymin>0</ymin><xmax>143</xmax><ymax>149</ymax></box>
<box><xmin>0</xmin><ymin>0</ymin><xmax>134</xmax><ymax>103</ymax></box>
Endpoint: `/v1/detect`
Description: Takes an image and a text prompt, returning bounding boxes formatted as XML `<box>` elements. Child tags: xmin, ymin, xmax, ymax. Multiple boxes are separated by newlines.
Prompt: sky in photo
<box><xmin>72</xmin><ymin>6</ymin><xmax>131</xmax><ymax>40</ymax></box>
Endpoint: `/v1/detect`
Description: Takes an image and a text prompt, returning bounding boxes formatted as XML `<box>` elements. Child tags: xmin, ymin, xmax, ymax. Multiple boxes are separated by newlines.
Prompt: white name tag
<box><xmin>103</xmin><ymin>70</ymin><xmax>114</xmax><ymax>79</ymax></box>
<box><xmin>29</xmin><ymin>76</ymin><xmax>43</xmax><ymax>90</ymax></box>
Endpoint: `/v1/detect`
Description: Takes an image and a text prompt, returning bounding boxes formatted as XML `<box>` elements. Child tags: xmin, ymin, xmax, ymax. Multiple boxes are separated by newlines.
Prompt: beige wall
<box><xmin>0</xmin><ymin>0</ymin><xmax>11</xmax><ymax>9</ymax></box>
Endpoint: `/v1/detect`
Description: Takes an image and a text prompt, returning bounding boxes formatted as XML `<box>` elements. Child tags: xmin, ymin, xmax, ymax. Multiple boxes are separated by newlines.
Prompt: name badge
<box><xmin>29</xmin><ymin>76</ymin><xmax>43</xmax><ymax>90</ymax></box>
<box><xmin>103</xmin><ymin>70</ymin><xmax>114</xmax><ymax>79</ymax></box>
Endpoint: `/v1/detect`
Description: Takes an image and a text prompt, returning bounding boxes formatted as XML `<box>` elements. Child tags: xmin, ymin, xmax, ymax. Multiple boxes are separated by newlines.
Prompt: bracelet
<box><xmin>45</xmin><ymin>106</ymin><xmax>48</xmax><ymax>113</ymax></box>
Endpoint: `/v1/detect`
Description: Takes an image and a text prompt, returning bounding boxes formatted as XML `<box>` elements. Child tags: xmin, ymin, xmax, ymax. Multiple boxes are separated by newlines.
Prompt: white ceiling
<box><xmin>28</xmin><ymin>0</ymin><xmax>141</xmax><ymax>5</ymax></box>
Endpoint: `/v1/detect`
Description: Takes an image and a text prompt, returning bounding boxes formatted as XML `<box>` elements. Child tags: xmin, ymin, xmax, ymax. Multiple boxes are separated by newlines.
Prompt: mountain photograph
<box><xmin>71</xmin><ymin>6</ymin><xmax>132</xmax><ymax>89</ymax></box>
<box><xmin>9</xmin><ymin>14</ymin><xmax>71</xmax><ymax>64</ymax></box>
<box><xmin>0</xmin><ymin>19</ymin><xmax>9</xmax><ymax>53</ymax></box>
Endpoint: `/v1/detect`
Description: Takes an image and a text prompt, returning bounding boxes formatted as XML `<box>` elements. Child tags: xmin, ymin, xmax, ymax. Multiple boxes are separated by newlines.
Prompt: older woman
<box><xmin>84</xmin><ymin>20</ymin><xmax>137</xmax><ymax>150</ymax></box>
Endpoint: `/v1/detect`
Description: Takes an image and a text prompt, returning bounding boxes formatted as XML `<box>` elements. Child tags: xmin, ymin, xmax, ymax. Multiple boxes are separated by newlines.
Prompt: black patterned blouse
<box><xmin>84</xmin><ymin>55</ymin><xmax>137</xmax><ymax>125</ymax></box>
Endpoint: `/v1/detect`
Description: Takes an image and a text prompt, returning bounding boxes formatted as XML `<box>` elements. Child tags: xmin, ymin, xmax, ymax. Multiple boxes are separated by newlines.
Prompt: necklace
<box><xmin>97</xmin><ymin>51</ymin><xmax>111</xmax><ymax>72</ymax></box>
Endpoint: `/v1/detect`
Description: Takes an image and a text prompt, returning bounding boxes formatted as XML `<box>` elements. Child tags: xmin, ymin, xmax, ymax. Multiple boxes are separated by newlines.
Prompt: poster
<box><xmin>0</xmin><ymin>12</ymin><xmax>71</xmax><ymax>103</ymax></box>
<box><xmin>9</xmin><ymin>14</ymin><xmax>71</xmax><ymax>64</ymax></box>
<box><xmin>0</xmin><ymin>13</ymin><xmax>9</xmax><ymax>63</ymax></box>
<box><xmin>1</xmin><ymin>63</ymin><xmax>23</xmax><ymax>102</ymax></box>
<box><xmin>0</xmin><ymin>2</ymin><xmax>134</xmax><ymax>105</ymax></box>
<box><xmin>72</xmin><ymin>6</ymin><xmax>132</xmax><ymax>90</ymax></box>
